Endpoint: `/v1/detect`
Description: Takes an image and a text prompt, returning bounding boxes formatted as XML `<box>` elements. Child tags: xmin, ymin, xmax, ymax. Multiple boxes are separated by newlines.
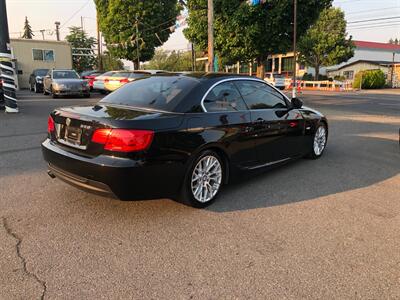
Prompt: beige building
<box><xmin>10</xmin><ymin>39</ymin><xmax>72</xmax><ymax>89</ymax></box>
<box><xmin>326</xmin><ymin>60</ymin><xmax>397</xmax><ymax>82</ymax></box>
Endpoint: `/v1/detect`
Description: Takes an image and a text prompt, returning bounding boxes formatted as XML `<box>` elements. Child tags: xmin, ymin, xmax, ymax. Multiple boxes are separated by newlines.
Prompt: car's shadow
<box><xmin>207</xmin><ymin>118</ymin><xmax>400</xmax><ymax>212</ymax></box>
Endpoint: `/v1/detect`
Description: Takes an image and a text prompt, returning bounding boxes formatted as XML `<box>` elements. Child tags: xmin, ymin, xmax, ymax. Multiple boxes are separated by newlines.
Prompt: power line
<box><xmin>348</xmin><ymin>21</ymin><xmax>400</xmax><ymax>29</ymax></box>
<box><xmin>348</xmin><ymin>16</ymin><xmax>400</xmax><ymax>24</ymax></box>
<box><xmin>348</xmin><ymin>22</ymin><xmax>400</xmax><ymax>30</ymax></box>
<box><xmin>60</xmin><ymin>0</ymin><xmax>91</xmax><ymax>29</ymax></box>
<box><xmin>345</xmin><ymin>6</ymin><xmax>400</xmax><ymax>16</ymax></box>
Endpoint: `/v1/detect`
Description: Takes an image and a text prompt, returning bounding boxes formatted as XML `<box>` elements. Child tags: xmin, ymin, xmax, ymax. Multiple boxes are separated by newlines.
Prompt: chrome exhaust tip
<box><xmin>47</xmin><ymin>170</ymin><xmax>56</xmax><ymax>179</ymax></box>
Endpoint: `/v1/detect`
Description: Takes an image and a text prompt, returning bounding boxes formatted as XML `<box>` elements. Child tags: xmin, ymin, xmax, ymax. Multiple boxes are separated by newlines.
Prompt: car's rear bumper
<box><xmin>41</xmin><ymin>139</ymin><xmax>184</xmax><ymax>200</ymax></box>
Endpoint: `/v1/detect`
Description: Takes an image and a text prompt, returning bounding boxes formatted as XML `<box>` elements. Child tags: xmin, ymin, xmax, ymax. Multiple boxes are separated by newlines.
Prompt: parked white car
<box><xmin>264</xmin><ymin>73</ymin><xmax>286</xmax><ymax>90</ymax></box>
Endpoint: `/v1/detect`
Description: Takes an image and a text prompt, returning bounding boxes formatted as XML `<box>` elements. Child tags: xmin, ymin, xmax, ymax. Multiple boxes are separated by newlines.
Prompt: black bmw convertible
<box><xmin>42</xmin><ymin>73</ymin><xmax>328</xmax><ymax>207</ymax></box>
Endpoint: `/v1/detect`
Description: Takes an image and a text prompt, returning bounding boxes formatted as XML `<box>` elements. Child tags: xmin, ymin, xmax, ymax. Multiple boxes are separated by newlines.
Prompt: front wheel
<box><xmin>307</xmin><ymin>123</ymin><xmax>328</xmax><ymax>159</ymax></box>
<box><xmin>179</xmin><ymin>150</ymin><xmax>224</xmax><ymax>208</ymax></box>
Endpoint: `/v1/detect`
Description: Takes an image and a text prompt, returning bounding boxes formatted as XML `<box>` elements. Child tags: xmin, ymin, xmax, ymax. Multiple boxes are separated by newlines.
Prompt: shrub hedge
<box><xmin>353</xmin><ymin>69</ymin><xmax>386</xmax><ymax>89</ymax></box>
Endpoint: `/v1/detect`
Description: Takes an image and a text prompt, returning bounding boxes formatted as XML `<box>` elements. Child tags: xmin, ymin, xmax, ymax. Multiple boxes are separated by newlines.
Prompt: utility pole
<box><xmin>81</xmin><ymin>16</ymin><xmax>84</xmax><ymax>31</ymax></box>
<box><xmin>207</xmin><ymin>0</ymin><xmax>214</xmax><ymax>72</ymax></box>
<box><xmin>292</xmin><ymin>0</ymin><xmax>297</xmax><ymax>99</ymax></box>
<box><xmin>40</xmin><ymin>30</ymin><xmax>45</xmax><ymax>40</ymax></box>
<box><xmin>135</xmin><ymin>18</ymin><xmax>140</xmax><ymax>70</ymax></box>
<box><xmin>96</xmin><ymin>13</ymin><xmax>103</xmax><ymax>71</ymax></box>
<box><xmin>391</xmin><ymin>52</ymin><xmax>395</xmax><ymax>88</ymax></box>
<box><xmin>191</xmin><ymin>42</ymin><xmax>196</xmax><ymax>71</ymax></box>
<box><xmin>0</xmin><ymin>0</ymin><xmax>18</xmax><ymax>113</ymax></box>
<box><xmin>55</xmin><ymin>21</ymin><xmax>61</xmax><ymax>41</ymax></box>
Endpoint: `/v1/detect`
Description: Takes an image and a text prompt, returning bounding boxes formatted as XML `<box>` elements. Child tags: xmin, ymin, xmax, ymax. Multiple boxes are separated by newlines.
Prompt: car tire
<box><xmin>34</xmin><ymin>83</ymin><xmax>39</xmax><ymax>93</ymax></box>
<box><xmin>178</xmin><ymin>150</ymin><xmax>224</xmax><ymax>208</ymax></box>
<box><xmin>307</xmin><ymin>123</ymin><xmax>328</xmax><ymax>159</ymax></box>
<box><xmin>51</xmin><ymin>87</ymin><xmax>58</xmax><ymax>99</ymax></box>
<box><xmin>43</xmin><ymin>88</ymin><xmax>49</xmax><ymax>95</ymax></box>
<box><xmin>83</xmin><ymin>93</ymin><xmax>91</xmax><ymax>98</ymax></box>
<box><xmin>30</xmin><ymin>83</ymin><xmax>34</xmax><ymax>92</ymax></box>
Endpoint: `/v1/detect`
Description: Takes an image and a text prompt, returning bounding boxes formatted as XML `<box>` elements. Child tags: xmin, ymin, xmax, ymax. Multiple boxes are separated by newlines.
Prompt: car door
<box><xmin>235</xmin><ymin>80</ymin><xmax>304</xmax><ymax>165</ymax></box>
<box><xmin>199</xmin><ymin>81</ymin><xmax>258</xmax><ymax>170</ymax></box>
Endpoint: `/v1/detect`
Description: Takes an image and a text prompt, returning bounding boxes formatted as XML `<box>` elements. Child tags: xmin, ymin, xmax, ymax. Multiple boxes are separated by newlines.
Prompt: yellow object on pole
<box><xmin>208</xmin><ymin>0</ymin><xmax>214</xmax><ymax>72</ymax></box>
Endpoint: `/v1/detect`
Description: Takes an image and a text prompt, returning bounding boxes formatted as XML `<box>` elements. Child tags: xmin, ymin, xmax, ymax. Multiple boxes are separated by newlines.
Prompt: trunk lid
<box><xmin>50</xmin><ymin>104</ymin><xmax>183</xmax><ymax>156</ymax></box>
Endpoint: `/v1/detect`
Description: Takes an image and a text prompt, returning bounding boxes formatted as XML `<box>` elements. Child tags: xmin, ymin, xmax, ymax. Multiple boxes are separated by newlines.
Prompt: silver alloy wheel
<box><xmin>313</xmin><ymin>126</ymin><xmax>327</xmax><ymax>156</ymax></box>
<box><xmin>191</xmin><ymin>155</ymin><xmax>222</xmax><ymax>203</ymax></box>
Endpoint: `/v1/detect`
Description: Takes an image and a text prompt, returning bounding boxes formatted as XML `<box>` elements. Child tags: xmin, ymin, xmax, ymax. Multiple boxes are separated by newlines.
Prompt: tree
<box><xmin>297</xmin><ymin>7</ymin><xmax>354</xmax><ymax>80</ymax></box>
<box><xmin>144</xmin><ymin>49</ymin><xmax>205</xmax><ymax>71</ymax></box>
<box><xmin>22</xmin><ymin>16</ymin><xmax>34</xmax><ymax>39</ymax></box>
<box><xmin>95</xmin><ymin>0</ymin><xmax>180</xmax><ymax>69</ymax></box>
<box><xmin>65</xmin><ymin>27</ymin><xmax>97</xmax><ymax>73</ymax></box>
<box><xmin>101</xmin><ymin>51</ymin><xmax>124</xmax><ymax>71</ymax></box>
<box><xmin>184</xmin><ymin>0</ymin><xmax>331</xmax><ymax>78</ymax></box>
<box><xmin>389</xmin><ymin>38</ymin><xmax>399</xmax><ymax>45</ymax></box>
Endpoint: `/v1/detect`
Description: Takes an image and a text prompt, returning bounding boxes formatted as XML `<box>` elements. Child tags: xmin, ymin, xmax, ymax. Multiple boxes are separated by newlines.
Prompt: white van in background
<box><xmin>264</xmin><ymin>73</ymin><xmax>286</xmax><ymax>90</ymax></box>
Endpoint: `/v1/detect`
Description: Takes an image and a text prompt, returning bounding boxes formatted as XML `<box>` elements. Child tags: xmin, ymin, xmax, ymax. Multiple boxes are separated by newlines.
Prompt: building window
<box><xmin>282</xmin><ymin>57</ymin><xmax>294</xmax><ymax>72</ymax></box>
<box><xmin>32</xmin><ymin>49</ymin><xmax>55</xmax><ymax>62</ymax></box>
<box><xmin>274</xmin><ymin>58</ymin><xmax>279</xmax><ymax>72</ymax></box>
<box><xmin>343</xmin><ymin>71</ymin><xmax>354</xmax><ymax>79</ymax></box>
<box><xmin>266</xmin><ymin>59</ymin><xmax>273</xmax><ymax>72</ymax></box>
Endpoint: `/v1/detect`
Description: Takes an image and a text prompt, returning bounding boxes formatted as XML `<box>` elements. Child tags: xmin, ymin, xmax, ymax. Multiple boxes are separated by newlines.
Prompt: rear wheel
<box><xmin>179</xmin><ymin>150</ymin><xmax>224</xmax><ymax>208</ymax></box>
<box><xmin>307</xmin><ymin>123</ymin><xmax>327</xmax><ymax>159</ymax></box>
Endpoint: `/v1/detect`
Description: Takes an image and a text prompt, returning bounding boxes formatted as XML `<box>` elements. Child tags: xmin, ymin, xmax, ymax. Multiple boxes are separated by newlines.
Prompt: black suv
<box><xmin>29</xmin><ymin>69</ymin><xmax>49</xmax><ymax>93</ymax></box>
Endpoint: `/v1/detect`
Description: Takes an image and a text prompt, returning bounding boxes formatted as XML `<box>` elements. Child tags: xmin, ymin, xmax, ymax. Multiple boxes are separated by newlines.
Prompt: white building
<box><xmin>326</xmin><ymin>41</ymin><xmax>400</xmax><ymax>77</ymax></box>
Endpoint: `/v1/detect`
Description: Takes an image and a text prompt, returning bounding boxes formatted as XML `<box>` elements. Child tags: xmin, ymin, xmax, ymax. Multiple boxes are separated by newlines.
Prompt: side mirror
<box><xmin>291</xmin><ymin>97</ymin><xmax>303</xmax><ymax>109</ymax></box>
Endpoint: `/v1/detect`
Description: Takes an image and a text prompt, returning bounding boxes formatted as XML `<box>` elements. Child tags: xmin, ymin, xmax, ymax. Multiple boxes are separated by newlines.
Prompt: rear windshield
<box><xmin>100</xmin><ymin>76</ymin><xmax>199</xmax><ymax>112</ymax></box>
<box><xmin>35</xmin><ymin>69</ymin><xmax>48</xmax><ymax>76</ymax></box>
<box><xmin>129</xmin><ymin>72</ymin><xmax>150</xmax><ymax>79</ymax></box>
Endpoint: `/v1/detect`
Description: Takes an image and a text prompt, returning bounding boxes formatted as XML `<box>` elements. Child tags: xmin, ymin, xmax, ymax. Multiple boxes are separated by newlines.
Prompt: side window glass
<box><xmin>204</xmin><ymin>82</ymin><xmax>248</xmax><ymax>112</ymax></box>
<box><xmin>236</xmin><ymin>81</ymin><xmax>287</xmax><ymax>110</ymax></box>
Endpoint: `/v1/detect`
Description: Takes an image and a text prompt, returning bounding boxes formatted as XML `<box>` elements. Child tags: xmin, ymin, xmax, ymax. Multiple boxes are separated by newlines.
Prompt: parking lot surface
<box><xmin>0</xmin><ymin>90</ymin><xmax>399</xmax><ymax>299</ymax></box>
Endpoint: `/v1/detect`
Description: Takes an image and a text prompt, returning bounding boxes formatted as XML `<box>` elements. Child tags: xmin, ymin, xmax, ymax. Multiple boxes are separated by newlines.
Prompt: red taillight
<box><xmin>104</xmin><ymin>79</ymin><xmax>109</xmax><ymax>83</ymax></box>
<box><xmin>91</xmin><ymin>129</ymin><xmax>154</xmax><ymax>152</ymax></box>
<box><xmin>119</xmin><ymin>78</ymin><xmax>129</xmax><ymax>83</ymax></box>
<box><xmin>47</xmin><ymin>116</ymin><xmax>55</xmax><ymax>134</ymax></box>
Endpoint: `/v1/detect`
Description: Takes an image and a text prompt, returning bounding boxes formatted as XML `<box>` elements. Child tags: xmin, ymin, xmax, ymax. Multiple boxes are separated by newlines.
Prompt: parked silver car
<box><xmin>43</xmin><ymin>69</ymin><xmax>90</xmax><ymax>98</ymax></box>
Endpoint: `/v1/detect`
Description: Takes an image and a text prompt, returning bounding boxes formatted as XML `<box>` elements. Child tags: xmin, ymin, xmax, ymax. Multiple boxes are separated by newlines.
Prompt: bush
<box><xmin>353</xmin><ymin>69</ymin><xmax>386</xmax><ymax>89</ymax></box>
<box><xmin>302</xmin><ymin>73</ymin><xmax>313</xmax><ymax>80</ymax></box>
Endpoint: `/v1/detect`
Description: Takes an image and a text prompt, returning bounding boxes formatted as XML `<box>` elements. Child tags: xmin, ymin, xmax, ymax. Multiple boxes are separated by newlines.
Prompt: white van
<box><xmin>264</xmin><ymin>73</ymin><xmax>286</xmax><ymax>90</ymax></box>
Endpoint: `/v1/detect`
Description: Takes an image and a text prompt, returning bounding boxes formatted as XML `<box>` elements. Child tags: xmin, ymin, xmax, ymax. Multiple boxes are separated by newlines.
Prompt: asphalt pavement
<box><xmin>0</xmin><ymin>89</ymin><xmax>399</xmax><ymax>299</ymax></box>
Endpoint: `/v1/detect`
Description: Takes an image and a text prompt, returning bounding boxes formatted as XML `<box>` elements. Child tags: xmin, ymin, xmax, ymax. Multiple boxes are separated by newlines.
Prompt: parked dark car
<box><xmin>29</xmin><ymin>69</ymin><xmax>49</xmax><ymax>93</ymax></box>
<box><xmin>81</xmin><ymin>70</ymin><xmax>105</xmax><ymax>91</ymax></box>
<box><xmin>42</xmin><ymin>73</ymin><xmax>328</xmax><ymax>207</ymax></box>
<box><xmin>43</xmin><ymin>69</ymin><xmax>90</xmax><ymax>98</ymax></box>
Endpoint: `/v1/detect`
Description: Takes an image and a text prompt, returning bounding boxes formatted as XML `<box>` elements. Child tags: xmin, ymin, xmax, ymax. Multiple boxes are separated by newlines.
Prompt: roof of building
<box><xmin>334</xmin><ymin>59</ymin><xmax>400</xmax><ymax>71</ymax></box>
<box><xmin>354</xmin><ymin>40</ymin><xmax>400</xmax><ymax>52</ymax></box>
<box><xmin>10</xmin><ymin>38</ymin><xmax>70</xmax><ymax>45</ymax></box>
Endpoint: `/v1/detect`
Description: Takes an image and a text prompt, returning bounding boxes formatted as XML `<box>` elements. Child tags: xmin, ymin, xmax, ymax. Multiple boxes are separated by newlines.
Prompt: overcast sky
<box><xmin>5</xmin><ymin>0</ymin><xmax>400</xmax><ymax>49</ymax></box>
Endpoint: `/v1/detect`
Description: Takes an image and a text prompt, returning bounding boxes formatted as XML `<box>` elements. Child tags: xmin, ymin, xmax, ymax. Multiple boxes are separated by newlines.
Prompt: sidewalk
<box><xmin>299</xmin><ymin>88</ymin><xmax>400</xmax><ymax>96</ymax></box>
